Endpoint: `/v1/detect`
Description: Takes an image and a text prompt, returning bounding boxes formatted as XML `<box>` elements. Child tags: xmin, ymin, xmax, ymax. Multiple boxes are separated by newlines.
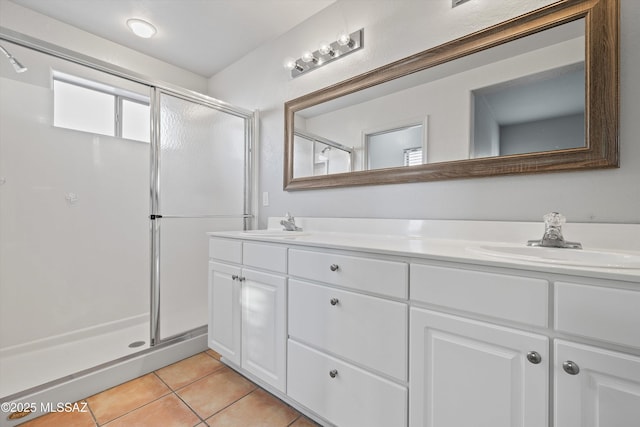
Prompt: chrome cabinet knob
<box><xmin>329</xmin><ymin>369</ymin><xmax>338</xmax><ymax>378</ymax></box>
<box><xmin>330</xmin><ymin>264</ymin><xmax>339</xmax><ymax>271</ymax></box>
<box><xmin>231</xmin><ymin>274</ymin><xmax>238</xmax><ymax>280</ymax></box>
<box><xmin>563</xmin><ymin>360</ymin><xmax>580</xmax><ymax>375</ymax></box>
<box><xmin>526</xmin><ymin>351</ymin><xmax>542</xmax><ymax>364</ymax></box>
<box><xmin>330</xmin><ymin>298</ymin><xmax>339</xmax><ymax>306</ymax></box>
<box><xmin>238</xmin><ymin>276</ymin><xmax>245</xmax><ymax>282</ymax></box>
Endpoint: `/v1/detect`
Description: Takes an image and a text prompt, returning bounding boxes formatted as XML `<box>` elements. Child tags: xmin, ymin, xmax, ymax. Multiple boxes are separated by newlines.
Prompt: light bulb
<box><xmin>337</xmin><ymin>33</ymin><xmax>352</xmax><ymax>47</ymax></box>
<box><xmin>301</xmin><ymin>51</ymin><xmax>317</xmax><ymax>63</ymax></box>
<box><xmin>319</xmin><ymin>41</ymin><xmax>334</xmax><ymax>56</ymax></box>
<box><xmin>283</xmin><ymin>57</ymin><xmax>301</xmax><ymax>71</ymax></box>
<box><xmin>126</xmin><ymin>18</ymin><xmax>157</xmax><ymax>38</ymax></box>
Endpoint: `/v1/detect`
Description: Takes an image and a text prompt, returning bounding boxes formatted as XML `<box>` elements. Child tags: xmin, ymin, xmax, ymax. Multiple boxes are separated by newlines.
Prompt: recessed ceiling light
<box><xmin>126</xmin><ymin>18</ymin><xmax>157</xmax><ymax>38</ymax></box>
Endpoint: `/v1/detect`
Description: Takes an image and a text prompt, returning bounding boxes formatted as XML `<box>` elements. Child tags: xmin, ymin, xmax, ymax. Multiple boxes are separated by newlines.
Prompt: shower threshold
<box><xmin>0</xmin><ymin>321</ymin><xmax>149</xmax><ymax>398</ymax></box>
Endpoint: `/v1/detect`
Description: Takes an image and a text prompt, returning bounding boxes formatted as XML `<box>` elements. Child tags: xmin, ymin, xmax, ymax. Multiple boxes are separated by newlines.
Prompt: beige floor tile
<box><xmin>206</xmin><ymin>349</ymin><xmax>222</xmax><ymax>360</ymax></box>
<box><xmin>289</xmin><ymin>415</ymin><xmax>323</xmax><ymax>427</ymax></box>
<box><xmin>156</xmin><ymin>352</ymin><xmax>224</xmax><ymax>390</ymax></box>
<box><xmin>206</xmin><ymin>389</ymin><xmax>299</xmax><ymax>427</ymax></box>
<box><xmin>177</xmin><ymin>366</ymin><xmax>256</xmax><ymax>419</ymax></box>
<box><xmin>17</xmin><ymin>408</ymin><xmax>96</xmax><ymax>427</ymax></box>
<box><xmin>86</xmin><ymin>373</ymin><xmax>170</xmax><ymax>424</ymax></box>
<box><xmin>102</xmin><ymin>394</ymin><xmax>200</xmax><ymax>427</ymax></box>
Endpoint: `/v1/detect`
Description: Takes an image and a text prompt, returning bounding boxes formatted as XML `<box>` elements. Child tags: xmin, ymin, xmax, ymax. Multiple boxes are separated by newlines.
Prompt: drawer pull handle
<box><xmin>330</xmin><ymin>264</ymin><xmax>340</xmax><ymax>272</ymax></box>
<box><xmin>330</xmin><ymin>298</ymin><xmax>339</xmax><ymax>306</ymax></box>
<box><xmin>329</xmin><ymin>369</ymin><xmax>338</xmax><ymax>378</ymax></box>
<box><xmin>526</xmin><ymin>351</ymin><xmax>542</xmax><ymax>364</ymax></box>
<box><xmin>562</xmin><ymin>360</ymin><xmax>580</xmax><ymax>375</ymax></box>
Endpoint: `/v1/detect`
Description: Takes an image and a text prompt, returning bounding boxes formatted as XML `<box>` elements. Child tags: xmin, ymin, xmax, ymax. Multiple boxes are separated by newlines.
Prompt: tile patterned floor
<box><xmin>18</xmin><ymin>350</ymin><xmax>320</xmax><ymax>427</ymax></box>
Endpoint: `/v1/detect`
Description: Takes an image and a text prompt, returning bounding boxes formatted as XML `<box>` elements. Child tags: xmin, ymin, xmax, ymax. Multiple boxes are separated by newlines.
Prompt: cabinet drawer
<box><xmin>289</xmin><ymin>280</ymin><xmax>407</xmax><ymax>381</ymax></box>
<box><xmin>411</xmin><ymin>264</ymin><xmax>548</xmax><ymax>327</ymax></box>
<box><xmin>243</xmin><ymin>242</ymin><xmax>287</xmax><ymax>273</ymax></box>
<box><xmin>288</xmin><ymin>249</ymin><xmax>408</xmax><ymax>299</ymax></box>
<box><xmin>209</xmin><ymin>238</ymin><xmax>242</xmax><ymax>264</ymax></box>
<box><xmin>288</xmin><ymin>340</ymin><xmax>407</xmax><ymax>427</ymax></box>
<box><xmin>555</xmin><ymin>282</ymin><xmax>640</xmax><ymax>349</ymax></box>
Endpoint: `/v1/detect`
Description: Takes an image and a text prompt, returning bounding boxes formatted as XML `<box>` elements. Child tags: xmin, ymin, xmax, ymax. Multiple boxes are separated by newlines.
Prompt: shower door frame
<box><xmin>149</xmin><ymin>88</ymin><xmax>256</xmax><ymax>345</ymax></box>
<box><xmin>0</xmin><ymin>26</ymin><xmax>257</xmax><ymax>350</ymax></box>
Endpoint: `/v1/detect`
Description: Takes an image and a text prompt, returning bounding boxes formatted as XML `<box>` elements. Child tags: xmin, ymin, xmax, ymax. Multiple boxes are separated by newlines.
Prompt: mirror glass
<box><xmin>284</xmin><ymin>0</ymin><xmax>618</xmax><ymax>190</ymax></box>
<box><xmin>292</xmin><ymin>19</ymin><xmax>584</xmax><ymax>177</ymax></box>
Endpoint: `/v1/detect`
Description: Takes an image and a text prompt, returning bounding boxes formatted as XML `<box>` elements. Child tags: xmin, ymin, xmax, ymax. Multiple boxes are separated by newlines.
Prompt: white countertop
<box><xmin>208</xmin><ymin>217</ymin><xmax>640</xmax><ymax>283</ymax></box>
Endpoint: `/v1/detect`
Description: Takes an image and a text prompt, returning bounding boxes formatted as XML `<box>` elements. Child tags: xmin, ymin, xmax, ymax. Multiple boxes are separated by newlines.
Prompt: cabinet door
<box><xmin>555</xmin><ymin>340</ymin><xmax>640</xmax><ymax>427</ymax></box>
<box><xmin>410</xmin><ymin>308</ymin><xmax>548</xmax><ymax>427</ymax></box>
<box><xmin>208</xmin><ymin>261</ymin><xmax>241</xmax><ymax>365</ymax></box>
<box><xmin>241</xmin><ymin>268</ymin><xmax>287</xmax><ymax>392</ymax></box>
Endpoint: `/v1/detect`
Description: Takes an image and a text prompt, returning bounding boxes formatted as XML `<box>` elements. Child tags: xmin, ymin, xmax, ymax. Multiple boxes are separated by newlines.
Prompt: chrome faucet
<box><xmin>280</xmin><ymin>212</ymin><xmax>302</xmax><ymax>231</ymax></box>
<box><xmin>527</xmin><ymin>212</ymin><xmax>582</xmax><ymax>249</ymax></box>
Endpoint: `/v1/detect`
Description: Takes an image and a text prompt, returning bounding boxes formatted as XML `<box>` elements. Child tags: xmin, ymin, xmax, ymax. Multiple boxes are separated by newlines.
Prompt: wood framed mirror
<box><xmin>284</xmin><ymin>0</ymin><xmax>618</xmax><ymax>190</ymax></box>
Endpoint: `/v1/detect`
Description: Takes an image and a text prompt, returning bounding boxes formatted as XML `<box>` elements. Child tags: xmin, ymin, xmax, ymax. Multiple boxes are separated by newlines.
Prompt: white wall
<box><xmin>209</xmin><ymin>0</ymin><xmax>640</xmax><ymax>226</ymax></box>
<box><xmin>0</xmin><ymin>0</ymin><xmax>208</xmax><ymax>92</ymax></box>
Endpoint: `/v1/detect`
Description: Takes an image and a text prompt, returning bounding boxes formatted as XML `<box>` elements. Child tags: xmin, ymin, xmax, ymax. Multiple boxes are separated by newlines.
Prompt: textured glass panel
<box><xmin>159</xmin><ymin>217</ymin><xmax>244</xmax><ymax>340</ymax></box>
<box><xmin>159</xmin><ymin>94</ymin><xmax>246</xmax><ymax>215</ymax></box>
<box><xmin>122</xmin><ymin>99</ymin><xmax>150</xmax><ymax>142</ymax></box>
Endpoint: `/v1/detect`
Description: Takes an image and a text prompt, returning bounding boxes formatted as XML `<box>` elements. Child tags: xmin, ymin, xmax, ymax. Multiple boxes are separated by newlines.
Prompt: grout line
<box><xmin>81</xmin><ymin>398</ymin><xmax>100</xmax><ymax>427</ymax></box>
<box><xmin>172</xmin><ymin>388</ymin><xmax>206</xmax><ymax>425</ymax></box>
<box><xmin>287</xmin><ymin>414</ymin><xmax>303</xmax><ymax>426</ymax></box>
<box><xmin>201</xmin><ymin>386</ymin><xmax>259</xmax><ymax>424</ymax></box>
<box><xmin>154</xmin><ymin>352</ymin><xmax>226</xmax><ymax>393</ymax></box>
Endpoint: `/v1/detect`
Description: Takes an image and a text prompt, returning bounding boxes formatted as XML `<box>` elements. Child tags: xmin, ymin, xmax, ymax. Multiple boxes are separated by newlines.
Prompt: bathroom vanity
<box><xmin>207</xmin><ymin>218</ymin><xmax>640</xmax><ymax>427</ymax></box>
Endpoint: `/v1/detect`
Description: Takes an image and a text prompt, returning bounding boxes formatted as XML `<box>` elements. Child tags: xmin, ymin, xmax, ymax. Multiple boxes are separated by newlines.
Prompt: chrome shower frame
<box><xmin>0</xmin><ymin>24</ymin><xmax>256</xmax><ymax>353</ymax></box>
<box><xmin>0</xmin><ymin>43</ymin><xmax>27</xmax><ymax>72</ymax></box>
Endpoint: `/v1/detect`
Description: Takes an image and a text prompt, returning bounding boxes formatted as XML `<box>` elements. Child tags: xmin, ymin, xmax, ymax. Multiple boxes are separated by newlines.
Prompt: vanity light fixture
<box><xmin>284</xmin><ymin>28</ymin><xmax>363</xmax><ymax>78</ymax></box>
<box><xmin>126</xmin><ymin>18</ymin><xmax>157</xmax><ymax>39</ymax></box>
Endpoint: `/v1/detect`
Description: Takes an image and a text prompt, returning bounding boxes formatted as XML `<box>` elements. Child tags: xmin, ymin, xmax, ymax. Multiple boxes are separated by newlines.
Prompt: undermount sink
<box><xmin>242</xmin><ymin>229</ymin><xmax>310</xmax><ymax>237</ymax></box>
<box><xmin>468</xmin><ymin>245</ymin><xmax>640</xmax><ymax>269</ymax></box>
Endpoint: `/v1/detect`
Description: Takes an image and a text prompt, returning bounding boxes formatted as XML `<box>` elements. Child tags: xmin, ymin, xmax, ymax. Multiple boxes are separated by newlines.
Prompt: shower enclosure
<box><xmin>0</xmin><ymin>34</ymin><xmax>254</xmax><ymax>401</ymax></box>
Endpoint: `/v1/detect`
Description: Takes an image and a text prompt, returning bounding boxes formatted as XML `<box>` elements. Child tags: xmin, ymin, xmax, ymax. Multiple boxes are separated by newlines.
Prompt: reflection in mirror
<box><xmin>365</xmin><ymin>121</ymin><xmax>426</xmax><ymax>170</ymax></box>
<box><xmin>284</xmin><ymin>0</ymin><xmax>618</xmax><ymax>190</ymax></box>
<box><xmin>471</xmin><ymin>62</ymin><xmax>585</xmax><ymax>158</ymax></box>
<box><xmin>293</xmin><ymin>129</ymin><xmax>353</xmax><ymax>177</ymax></box>
<box><xmin>291</xmin><ymin>18</ymin><xmax>585</xmax><ymax>179</ymax></box>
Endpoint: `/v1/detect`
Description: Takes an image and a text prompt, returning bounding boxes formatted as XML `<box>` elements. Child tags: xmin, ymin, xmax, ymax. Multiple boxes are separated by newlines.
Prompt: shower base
<box><xmin>0</xmin><ymin>319</ymin><xmax>150</xmax><ymax>398</ymax></box>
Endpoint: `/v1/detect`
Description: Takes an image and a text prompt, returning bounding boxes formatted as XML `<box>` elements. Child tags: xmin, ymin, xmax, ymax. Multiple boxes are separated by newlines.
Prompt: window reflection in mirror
<box><xmin>471</xmin><ymin>62</ymin><xmax>585</xmax><ymax>158</ymax></box>
<box><xmin>365</xmin><ymin>122</ymin><xmax>425</xmax><ymax>170</ymax></box>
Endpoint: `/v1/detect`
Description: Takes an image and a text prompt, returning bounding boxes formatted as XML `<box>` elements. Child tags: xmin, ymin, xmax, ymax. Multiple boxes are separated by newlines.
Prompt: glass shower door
<box><xmin>153</xmin><ymin>91</ymin><xmax>251</xmax><ymax>342</ymax></box>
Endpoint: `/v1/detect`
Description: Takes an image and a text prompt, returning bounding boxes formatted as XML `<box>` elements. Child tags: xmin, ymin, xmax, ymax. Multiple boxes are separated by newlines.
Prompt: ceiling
<box><xmin>9</xmin><ymin>0</ymin><xmax>336</xmax><ymax>77</ymax></box>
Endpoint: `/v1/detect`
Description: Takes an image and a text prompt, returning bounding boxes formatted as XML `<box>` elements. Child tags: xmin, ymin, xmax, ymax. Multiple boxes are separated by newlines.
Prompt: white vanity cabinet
<box><xmin>409</xmin><ymin>263</ymin><xmax>640</xmax><ymax>427</ymax></box>
<box><xmin>208</xmin><ymin>238</ymin><xmax>287</xmax><ymax>392</ymax></box>
<box><xmin>287</xmin><ymin>248</ymin><xmax>409</xmax><ymax>427</ymax></box>
<box><xmin>409</xmin><ymin>264</ymin><xmax>550</xmax><ymax>427</ymax></box>
<box><xmin>553</xmin><ymin>281</ymin><xmax>640</xmax><ymax>426</ymax></box>
<box><xmin>208</xmin><ymin>226</ymin><xmax>640</xmax><ymax>427</ymax></box>
<box><xmin>554</xmin><ymin>340</ymin><xmax>640</xmax><ymax>427</ymax></box>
